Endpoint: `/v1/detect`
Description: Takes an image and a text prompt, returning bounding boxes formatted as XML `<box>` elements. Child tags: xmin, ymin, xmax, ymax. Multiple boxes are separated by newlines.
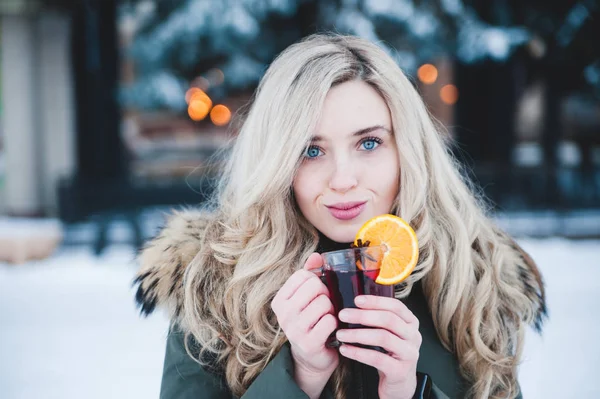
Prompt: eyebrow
<box><xmin>310</xmin><ymin>125</ymin><xmax>391</xmax><ymax>142</ymax></box>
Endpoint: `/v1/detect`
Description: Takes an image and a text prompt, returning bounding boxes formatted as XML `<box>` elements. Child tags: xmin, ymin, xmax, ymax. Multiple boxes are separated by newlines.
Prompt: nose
<box><xmin>328</xmin><ymin>156</ymin><xmax>358</xmax><ymax>193</ymax></box>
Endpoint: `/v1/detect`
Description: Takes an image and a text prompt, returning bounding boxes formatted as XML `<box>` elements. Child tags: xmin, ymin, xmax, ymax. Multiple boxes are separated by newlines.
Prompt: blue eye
<box><xmin>304</xmin><ymin>146</ymin><xmax>323</xmax><ymax>158</ymax></box>
<box><xmin>360</xmin><ymin>137</ymin><xmax>382</xmax><ymax>151</ymax></box>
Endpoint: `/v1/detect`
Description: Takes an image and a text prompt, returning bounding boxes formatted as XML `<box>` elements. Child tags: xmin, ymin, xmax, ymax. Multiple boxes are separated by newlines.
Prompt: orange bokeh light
<box><xmin>188</xmin><ymin>100</ymin><xmax>210</xmax><ymax>121</ymax></box>
<box><xmin>190</xmin><ymin>91</ymin><xmax>212</xmax><ymax>109</ymax></box>
<box><xmin>185</xmin><ymin>87</ymin><xmax>201</xmax><ymax>104</ymax></box>
<box><xmin>440</xmin><ymin>84</ymin><xmax>459</xmax><ymax>105</ymax></box>
<box><xmin>210</xmin><ymin>104</ymin><xmax>231</xmax><ymax>126</ymax></box>
<box><xmin>186</xmin><ymin>87</ymin><xmax>212</xmax><ymax>107</ymax></box>
<box><xmin>417</xmin><ymin>64</ymin><xmax>438</xmax><ymax>85</ymax></box>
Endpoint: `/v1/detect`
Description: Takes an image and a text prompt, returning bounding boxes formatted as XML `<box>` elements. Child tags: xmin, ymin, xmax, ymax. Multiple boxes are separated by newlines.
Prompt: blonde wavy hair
<box><xmin>181</xmin><ymin>34</ymin><xmax>544</xmax><ymax>398</ymax></box>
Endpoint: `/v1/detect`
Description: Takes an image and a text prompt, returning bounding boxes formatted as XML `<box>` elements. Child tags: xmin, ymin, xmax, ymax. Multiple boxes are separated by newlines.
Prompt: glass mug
<box><xmin>313</xmin><ymin>245</ymin><xmax>394</xmax><ymax>351</ymax></box>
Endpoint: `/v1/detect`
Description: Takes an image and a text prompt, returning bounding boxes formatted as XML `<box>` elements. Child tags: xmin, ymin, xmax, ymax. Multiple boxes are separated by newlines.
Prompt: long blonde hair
<box><xmin>181</xmin><ymin>34</ymin><xmax>545</xmax><ymax>398</ymax></box>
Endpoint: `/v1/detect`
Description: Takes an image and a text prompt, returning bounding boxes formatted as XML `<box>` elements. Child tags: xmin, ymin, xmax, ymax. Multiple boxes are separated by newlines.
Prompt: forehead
<box><xmin>314</xmin><ymin>80</ymin><xmax>391</xmax><ymax>139</ymax></box>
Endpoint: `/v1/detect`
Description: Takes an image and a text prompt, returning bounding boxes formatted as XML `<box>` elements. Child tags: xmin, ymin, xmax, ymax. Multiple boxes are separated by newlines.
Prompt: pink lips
<box><xmin>325</xmin><ymin>201</ymin><xmax>367</xmax><ymax>221</ymax></box>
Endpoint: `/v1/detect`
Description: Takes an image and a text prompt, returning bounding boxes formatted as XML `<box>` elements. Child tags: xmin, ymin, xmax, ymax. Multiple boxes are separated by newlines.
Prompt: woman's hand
<box><xmin>271</xmin><ymin>253</ymin><xmax>338</xmax><ymax>399</ymax></box>
<box><xmin>335</xmin><ymin>295</ymin><xmax>422</xmax><ymax>399</ymax></box>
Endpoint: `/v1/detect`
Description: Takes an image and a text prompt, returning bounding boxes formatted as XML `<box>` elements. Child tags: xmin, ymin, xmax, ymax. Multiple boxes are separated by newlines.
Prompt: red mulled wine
<box><xmin>319</xmin><ymin>245</ymin><xmax>393</xmax><ymax>351</ymax></box>
<box><xmin>323</xmin><ymin>268</ymin><xmax>394</xmax><ymax>329</ymax></box>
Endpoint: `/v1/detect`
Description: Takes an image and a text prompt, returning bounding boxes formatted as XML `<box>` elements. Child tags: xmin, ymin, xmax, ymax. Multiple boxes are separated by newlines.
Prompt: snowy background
<box><xmin>1</xmin><ymin>215</ymin><xmax>599</xmax><ymax>399</ymax></box>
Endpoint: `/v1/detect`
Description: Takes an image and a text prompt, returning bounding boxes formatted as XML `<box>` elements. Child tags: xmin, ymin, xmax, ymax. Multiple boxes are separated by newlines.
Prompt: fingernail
<box><xmin>336</xmin><ymin>330</ymin><xmax>347</xmax><ymax>340</ymax></box>
<box><xmin>339</xmin><ymin>345</ymin><xmax>348</xmax><ymax>354</ymax></box>
<box><xmin>355</xmin><ymin>296</ymin><xmax>366</xmax><ymax>305</ymax></box>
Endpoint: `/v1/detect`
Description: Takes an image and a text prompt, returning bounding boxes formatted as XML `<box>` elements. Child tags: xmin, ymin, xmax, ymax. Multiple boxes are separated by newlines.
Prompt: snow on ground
<box><xmin>516</xmin><ymin>238</ymin><xmax>600</xmax><ymax>399</ymax></box>
<box><xmin>0</xmin><ymin>238</ymin><xmax>599</xmax><ymax>399</ymax></box>
<box><xmin>0</xmin><ymin>246</ymin><xmax>169</xmax><ymax>399</ymax></box>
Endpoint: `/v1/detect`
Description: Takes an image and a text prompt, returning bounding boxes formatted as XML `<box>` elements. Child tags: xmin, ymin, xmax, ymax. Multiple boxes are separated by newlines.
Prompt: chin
<box><xmin>319</xmin><ymin>225</ymin><xmax>357</xmax><ymax>244</ymax></box>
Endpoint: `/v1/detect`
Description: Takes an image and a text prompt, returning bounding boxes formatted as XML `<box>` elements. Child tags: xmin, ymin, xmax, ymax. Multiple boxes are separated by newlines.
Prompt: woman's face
<box><xmin>293</xmin><ymin>80</ymin><xmax>400</xmax><ymax>243</ymax></box>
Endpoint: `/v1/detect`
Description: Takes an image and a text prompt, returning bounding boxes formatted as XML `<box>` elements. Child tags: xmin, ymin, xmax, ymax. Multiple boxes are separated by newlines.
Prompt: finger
<box><xmin>273</xmin><ymin>269</ymin><xmax>316</xmax><ymax>302</ymax></box>
<box><xmin>308</xmin><ymin>313</ymin><xmax>337</xmax><ymax>343</ymax></box>
<box><xmin>300</xmin><ymin>294</ymin><xmax>335</xmax><ymax>330</ymax></box>
<box><xmin>303</xmin><ymin>252</ymin><xmax>324</xmax><ymax>272</ymax></box>
<box><xmin>354</xmin><ymin>295</ymin><xmax>419</xmax><ymax>325</ymax></box>
<box><xmin>336</xmin><ymin>328</ymin><xmax>417</xmax><ymax>359</ymax></box>
<box><xmin>289</xmin><ymin>275</ymin><xmax>330</xmax><ymax>312</ymax></box>
<box><xmin>339</xmin><ymin>343</ymin><xmax>398</xmax><ymax>372</ymax></box>
<box><xmin>338</xmin><ymin>309</ymin><xmax>416</xmax><ymax>341</ymax></box>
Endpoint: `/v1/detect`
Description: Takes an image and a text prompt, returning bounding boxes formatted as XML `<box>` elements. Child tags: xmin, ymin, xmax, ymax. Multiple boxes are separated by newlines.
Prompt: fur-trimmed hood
<box><xmin>134</xmin><ymin>209</ymin><xmax>547</xmax><ymax>332</ymax></box>
<box><xmin>134</xmin><ymin>209</ymin><xmax>211</xmax><ymax>327</ymax></box>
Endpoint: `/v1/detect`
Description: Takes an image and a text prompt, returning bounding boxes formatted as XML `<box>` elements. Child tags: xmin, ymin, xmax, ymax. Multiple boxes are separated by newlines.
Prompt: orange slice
<box><xmin>354</xmin><ymin>214</ymin><xmax>419</xmax><ymax>285</ymax></box>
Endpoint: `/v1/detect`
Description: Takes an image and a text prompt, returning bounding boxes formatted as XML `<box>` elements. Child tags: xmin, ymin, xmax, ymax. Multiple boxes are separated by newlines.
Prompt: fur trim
<box><xmin>507</xmin><ymin>236</ymin><xmax>548</xmax><ymax>331</ymax></box>
<box><xmin>133</xmin><ymin>210</ymin><xmax>547</xmax><ymax>332</ymax></box>
<box><xmin>133</xmin><ymin>209</ymin><xmax>211</xmax><ymax>325</ymax></box>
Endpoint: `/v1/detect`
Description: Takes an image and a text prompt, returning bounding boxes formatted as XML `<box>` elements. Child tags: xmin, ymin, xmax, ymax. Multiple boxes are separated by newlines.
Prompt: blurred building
<box><xmin>0</xmin><ymin>0</ymin><xmax>74</xmax><ymax>217</ymax></box>
<box><xmin>0</xmin><ymin>0</ymin><xmax>598</xmax><ymax>228</ymax></box>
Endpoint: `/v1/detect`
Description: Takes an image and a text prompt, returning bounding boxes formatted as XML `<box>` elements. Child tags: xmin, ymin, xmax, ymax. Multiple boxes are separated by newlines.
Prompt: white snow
<box><xmin>484</xmin><ymin>28</ymin><xmax>511</xmax><ymax>60</ymax></box>
<box><xmin>1</xmin><ymin>238</ymin><xmax>599</xmax><ymax>398</ymax></box>
<box><xmin>516</xmin><ymin>238</ymin><xmax>600</xmax><ymax>399</ymax></box>
<box><xmin>0</xmin><ymin>246</ymin><xmax>169</xmax><ymax>399</ymax></box>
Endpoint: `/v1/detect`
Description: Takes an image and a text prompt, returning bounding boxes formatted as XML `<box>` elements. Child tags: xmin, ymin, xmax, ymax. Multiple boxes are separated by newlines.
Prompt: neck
<box><xmin>316</xmin><ymin>230</ymin><xmax>352</xmax><ymax>253</ymax></box>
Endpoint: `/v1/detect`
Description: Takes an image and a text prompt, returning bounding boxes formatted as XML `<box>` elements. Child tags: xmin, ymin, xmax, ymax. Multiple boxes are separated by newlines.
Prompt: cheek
<box><xmin>292</xmin><ymin>165</ymin><xmax>319</xmax><ymax>209</ymax></box>
<box><xmin>368</xmin><ymin>150</ymin><xmax>400</xmax><ymax>201</ymax></box>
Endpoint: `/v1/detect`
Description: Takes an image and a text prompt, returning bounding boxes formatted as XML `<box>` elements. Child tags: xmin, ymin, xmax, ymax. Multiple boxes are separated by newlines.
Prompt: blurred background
<box><xmin>0</xmin><ymin>0</ymin><xmax>598</xmax><ymax>398</ymax></box>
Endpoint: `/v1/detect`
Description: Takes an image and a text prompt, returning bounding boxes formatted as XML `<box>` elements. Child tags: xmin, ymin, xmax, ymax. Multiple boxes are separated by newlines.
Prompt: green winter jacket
<box><xmin>159</xmin><ymin>282</ymin><xmax>462</xmax><ymax>399</ymax></box>
<box><xmin>134</xmin><ymin>210</ymin><xmax>544</xmax><ymax>399</ymax></box>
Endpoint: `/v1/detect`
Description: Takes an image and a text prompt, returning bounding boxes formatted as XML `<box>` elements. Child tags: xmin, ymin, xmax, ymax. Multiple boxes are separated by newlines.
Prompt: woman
<box><xmin>134</xmin><ymin>34</ymin><xmax>546</xmax><ymax>399</ymax></box>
